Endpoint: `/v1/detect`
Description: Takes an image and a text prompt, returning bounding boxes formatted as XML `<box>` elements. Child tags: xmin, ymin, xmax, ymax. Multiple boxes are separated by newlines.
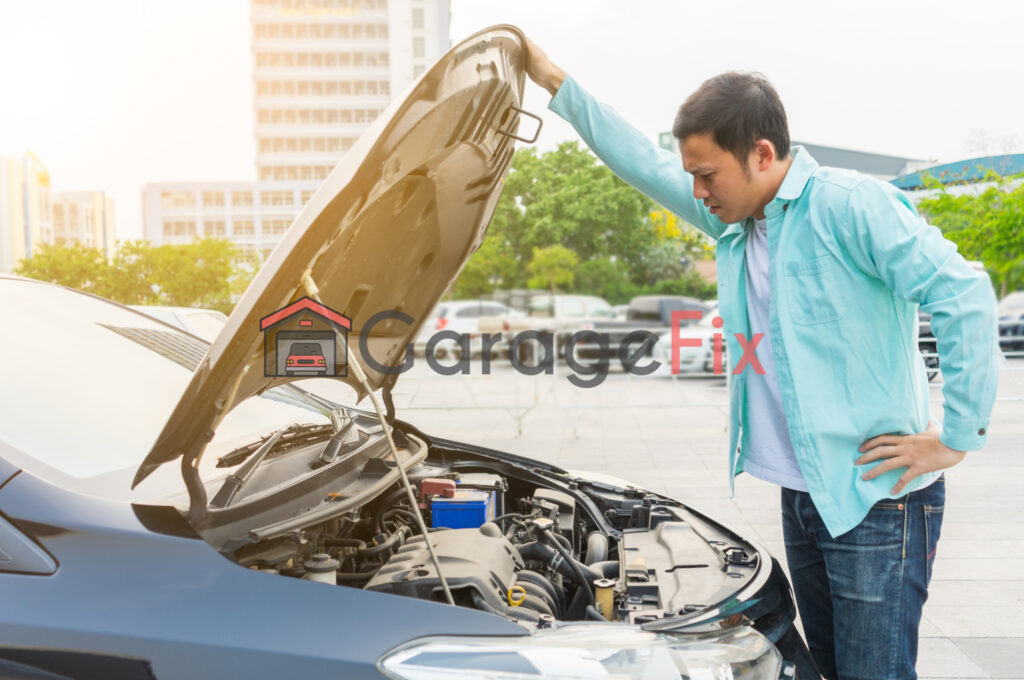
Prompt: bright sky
<box><xmin>2</xmin><ymin>0</ymin><xmax>1022</xmax><ymax>240</ymax></box>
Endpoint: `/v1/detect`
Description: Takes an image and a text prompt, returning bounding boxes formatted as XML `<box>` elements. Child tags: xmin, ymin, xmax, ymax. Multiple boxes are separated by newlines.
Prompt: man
<box><xmin>524</xmin><ymin>40</ymin><xmax>999</xmax><ymax>680</ymax></box>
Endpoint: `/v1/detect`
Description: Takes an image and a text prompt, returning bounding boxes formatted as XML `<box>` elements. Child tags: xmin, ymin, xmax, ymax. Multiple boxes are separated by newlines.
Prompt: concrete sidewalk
<box><xmin>383</xmin><ymin>357</ymin><xmax>1024</xmax><ymax>679</ymax></box>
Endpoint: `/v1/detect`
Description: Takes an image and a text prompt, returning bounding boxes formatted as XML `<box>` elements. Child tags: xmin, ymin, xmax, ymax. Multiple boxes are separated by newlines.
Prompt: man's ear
<box><xmin>753</xmin><ymin>139</ymin><xmax>776</xmax><ymax>172</ymax></box>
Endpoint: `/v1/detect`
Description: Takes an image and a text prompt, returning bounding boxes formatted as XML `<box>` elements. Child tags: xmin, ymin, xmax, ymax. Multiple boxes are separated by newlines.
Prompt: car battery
<box><xmin>430</xmin><ymin>489</ymin><xmax>496</xmax><ymax>529</ymax></box>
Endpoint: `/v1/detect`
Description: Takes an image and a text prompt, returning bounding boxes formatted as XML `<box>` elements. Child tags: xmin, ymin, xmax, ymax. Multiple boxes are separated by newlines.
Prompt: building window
<box><xmin>235</xmin><ymin>220</ymin><xmax>255</xmax><ymax>236</ymax></box>
<box><xmin>265</xmin><ymin>219</ymin><xmax>290</xmax><ymax>236</ymax></box>
<box><xmin>202</xmin><ymin>191</ymin><xmax>225</xmax><ymax>208</ymax></box>
<box><xmin>206</xmin><ymin>220</ymin><xmax>226</xmax><ymax>237</ymax></box>
<box><xmin>413</xmin><ymin>64</ymin><xmax>425</xmax><ymax>78</ymax></box>
<box><xmin>160</xmin><ymin>191</ymin><xmax>195</xmax><ymax>210</ymax></box>
<box><xmin>412</xmin><ymin>37</ymin><xmax>425</xmax><ymax>58</ymax></box>
<box><xmin>412</xmin><ymin>8</ymin><xmax>424</xmax><ymax>29</ymax></box>
<box><xmin>261</xmin><ymin>190</ymin><xmax>293</xmax><ymax>207</ymax></box>
<box><xmin>232</xmin><ymin>191</ymin><xmax>254</xmax><ymax>208</ymax></box>
<box><xmin>301</xmin><ymin>190</ymin><xmax>315</xmax><ymax>204</ymax></box>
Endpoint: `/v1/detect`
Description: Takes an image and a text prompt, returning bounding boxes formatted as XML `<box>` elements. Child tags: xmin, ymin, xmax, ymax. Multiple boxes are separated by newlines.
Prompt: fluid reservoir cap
<box><xmin>530</xmin><ymin>517</ymin><xmax>554</xmax><ymax>531</ymax></box>
<box><xmin>593</xmin><ymin>578</ymin><xmax>615</xmax><ymax>589</ymax></box>
<box><xmin>304</xmin><ymin>552</ymin><xmax>340</xmax><ymax>573</ymax></box>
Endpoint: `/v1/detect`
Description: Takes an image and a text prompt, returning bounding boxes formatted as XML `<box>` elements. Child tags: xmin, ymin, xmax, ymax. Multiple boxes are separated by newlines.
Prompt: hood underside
<box><xmin>135</xmin><ymin>25</ymin><xmax>527</xmax><ymax>487</ymax></box>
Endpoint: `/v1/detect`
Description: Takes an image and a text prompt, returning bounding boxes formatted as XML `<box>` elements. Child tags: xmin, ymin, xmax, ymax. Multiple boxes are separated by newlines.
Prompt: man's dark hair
<box><xmin>672</xmin><ymin>72</ymin><xmax>790</xmax><ymax>166</ymax></box>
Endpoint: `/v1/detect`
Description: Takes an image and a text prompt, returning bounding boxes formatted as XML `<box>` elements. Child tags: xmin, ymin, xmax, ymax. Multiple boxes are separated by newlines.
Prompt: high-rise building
<box><xmin>0</xmin><ymin>154</ymin><xmax>116</xmax><ymax>273</ymax></box>
<box><xmin>143</xmin><ymin>0</ymin><xmax>450</xmax><ymax>256</ymax></box>
<box><xmin>250</xmin><ymin>0</ymin><xmax>450</xmax><ymax>182</ymax></box>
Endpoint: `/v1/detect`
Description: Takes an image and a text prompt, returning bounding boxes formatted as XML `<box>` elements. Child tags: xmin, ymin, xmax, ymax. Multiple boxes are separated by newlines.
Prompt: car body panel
<box><xmin>135</xmin><ymin>25</ymin><xmax>528</xmax><ymax>486</ymax></box>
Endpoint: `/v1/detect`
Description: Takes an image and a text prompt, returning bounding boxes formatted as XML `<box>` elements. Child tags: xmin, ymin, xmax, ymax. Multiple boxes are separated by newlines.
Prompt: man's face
<box><xmin>680</xmin><ymin>133</ymin><xmax>764</xmax><ymax>224</ymax></box>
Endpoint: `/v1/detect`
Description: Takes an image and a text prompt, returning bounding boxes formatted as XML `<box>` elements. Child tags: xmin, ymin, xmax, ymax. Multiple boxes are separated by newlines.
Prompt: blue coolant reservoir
<box><xmin>430</xmin><ymin>489</ymin><xmax>496</xmax><ymax>529</ymax></box>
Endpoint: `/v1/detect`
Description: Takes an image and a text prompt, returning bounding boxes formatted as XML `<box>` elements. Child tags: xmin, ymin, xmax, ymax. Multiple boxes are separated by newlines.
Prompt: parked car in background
<box><xmin>998</xmin><ymin>291</ymin><xmax>1024</xmax><ymax>354</ymax></box>
<box><xmin>653</xmin><ymin>304</ymin><xmax>728</xmax><ymax>376</ymax></box>
<box><xmin>129</xmin><ymin>305</ymin><xmax>228</xmax><ymax>343</ymax></box>
<box><xmin>479</xmin><ymin>294</ymin><xmax>616</xmax><ymax>361</ymax></box>
<box><xmin>413</xmin><ymin>300</ymin><xmax>524</xmax><ymax>359</ymax></box>
<box><xmin>588</xmin><ymin>295</ymin><xmax>713</xmax><ymax>359</ymax></box>
<box><xmin>918</xmin><ymin>312</ymin><xmax>940</xmax><ymax>382</ymax></box>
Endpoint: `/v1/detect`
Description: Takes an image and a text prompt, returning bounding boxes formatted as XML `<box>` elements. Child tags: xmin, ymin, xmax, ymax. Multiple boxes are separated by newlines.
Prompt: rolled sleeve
<box><xmin>842</xmin><ymin>179</ymin><xmax>999</xmax><ymax>452</ymax></box>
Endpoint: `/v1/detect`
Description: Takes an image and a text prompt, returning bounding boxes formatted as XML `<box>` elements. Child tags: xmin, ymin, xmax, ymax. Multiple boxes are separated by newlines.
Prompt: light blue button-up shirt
<box><xmin>549</xmin><ymin>75</ymin><xmax>1000</xmax><ymax>537</ymax></box>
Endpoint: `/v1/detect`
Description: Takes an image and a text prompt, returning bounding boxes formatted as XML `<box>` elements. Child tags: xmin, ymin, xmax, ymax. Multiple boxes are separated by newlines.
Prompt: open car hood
<box><xmin>134</xmin><ymin>26</ymin><xmax>528</xmax><ymax>487</ymax></box>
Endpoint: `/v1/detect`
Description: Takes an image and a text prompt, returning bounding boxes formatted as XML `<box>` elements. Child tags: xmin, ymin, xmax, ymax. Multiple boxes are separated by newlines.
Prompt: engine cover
<box><xmin>364</xmin><ymin>526</ymin><xmax>522</xmax><ymax>611</ymax></box>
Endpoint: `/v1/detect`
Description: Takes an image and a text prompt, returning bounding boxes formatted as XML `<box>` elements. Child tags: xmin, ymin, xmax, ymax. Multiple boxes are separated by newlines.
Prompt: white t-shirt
<box><xmin>741</xmin><ymin>217</ymin><xmax>808</xmax><ymax>491</ymax></box>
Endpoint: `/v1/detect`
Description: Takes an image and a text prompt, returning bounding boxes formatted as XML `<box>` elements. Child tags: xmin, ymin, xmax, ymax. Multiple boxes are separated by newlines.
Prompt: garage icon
<box><xmin>259</xmin><ymin>296</ymin><xmax>352</xmax><ymax>378</ymax></box>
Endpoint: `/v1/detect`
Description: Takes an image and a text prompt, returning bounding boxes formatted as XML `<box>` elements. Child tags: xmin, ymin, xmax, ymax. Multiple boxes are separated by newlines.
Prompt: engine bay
<box><xmin>211</xmin><ymin>418</ymin><xmax>763</xmax><ymax>628</ymax></box>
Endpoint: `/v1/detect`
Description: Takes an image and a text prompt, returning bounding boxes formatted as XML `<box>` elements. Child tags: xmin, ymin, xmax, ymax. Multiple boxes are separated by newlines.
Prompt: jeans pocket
<box><xmin>924</xmin><ymin>504</ymin><xmax>944</xmax><ymax>584</ymax></box>
<box><xmin>838</xmin><ymin>500</ymin><xmax>907</xmax><ymax>550</ymax></box>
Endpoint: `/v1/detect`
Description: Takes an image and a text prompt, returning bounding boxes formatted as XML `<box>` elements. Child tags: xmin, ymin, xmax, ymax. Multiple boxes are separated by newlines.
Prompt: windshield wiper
<box><xmin>215</xmin><ymin>422</ymin><xmax>334</xmax><ymax>468</ymax></box>
<box><xmin>209</xmin><ymin>428</ymin><xmax>287</xmax><ymax>509</ymax></box>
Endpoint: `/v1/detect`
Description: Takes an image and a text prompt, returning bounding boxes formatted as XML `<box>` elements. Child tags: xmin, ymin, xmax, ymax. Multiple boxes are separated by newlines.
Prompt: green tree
<box><xmin>527</xmin><ymin>245</ymin><xmax>578</xmax><ymax>293</ymax></box>
<box><xmin>15</xmin><ymin>238</ymin><xmax>246</xmax><ymax>310</ymax></box>
<box><xmin>15</xmin><ymin>242</ymin><xmax>113</xmax><ymax>296</ymax></box>
<box><xmin>916</xmin><ymin>172</ymin><xmax>1024</xmax><ymax>297</ymax></box>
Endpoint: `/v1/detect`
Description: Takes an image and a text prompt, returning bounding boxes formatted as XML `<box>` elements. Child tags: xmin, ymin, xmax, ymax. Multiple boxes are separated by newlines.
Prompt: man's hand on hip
<box><xmin>525</xmin><ymin>38</ymin><xmax>566</xmax><ymax>96</ymax></box>
<box><xmin>856</xmin><ymin>421</ymin><xmax>966</xmax><ymax>495</ymax></box>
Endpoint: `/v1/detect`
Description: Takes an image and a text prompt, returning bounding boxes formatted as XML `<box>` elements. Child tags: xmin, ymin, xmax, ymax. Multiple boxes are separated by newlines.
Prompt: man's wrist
<box><xmin>541</xmin><ymin>67</ymin><xmax>566</xmax><ymax>96</ymax></box>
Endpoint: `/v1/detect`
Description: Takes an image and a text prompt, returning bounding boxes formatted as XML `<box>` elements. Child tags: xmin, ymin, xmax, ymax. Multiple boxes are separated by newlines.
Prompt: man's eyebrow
<box><xmin>688</xmin><ymin>166</ymin><xmax>712</xmax><ymax>174</ymax></box>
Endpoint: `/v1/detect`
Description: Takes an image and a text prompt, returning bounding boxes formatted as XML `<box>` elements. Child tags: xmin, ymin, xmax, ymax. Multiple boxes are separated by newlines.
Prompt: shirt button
<box><xmin>783</xmin><ymin>204</ymin><xmax>789</xmax><ymax>212</ymax></box>
<box><xmin>978</xmin><ymin>428</ymin><xmax>986</xmax><ymax>435</ymax></box>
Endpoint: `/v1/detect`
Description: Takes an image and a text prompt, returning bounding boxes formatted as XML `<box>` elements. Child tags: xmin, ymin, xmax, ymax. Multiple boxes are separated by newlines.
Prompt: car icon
<box><xmin>285</xmin><ymin>342</ymin><xmax>327</xmax><ymax>376</ymax></box>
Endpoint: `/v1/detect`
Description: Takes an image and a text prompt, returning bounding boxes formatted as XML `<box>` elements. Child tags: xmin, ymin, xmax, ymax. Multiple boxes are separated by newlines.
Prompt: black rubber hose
<box><xmin>515</xmin><ymin>581</ymin><xmax>556</xmax><ymax>617</ymax></box>
<box><xmin>519</xmin><ymin>592</ymin><xmax>554</xmax><ymax>618</ymax></box>
<box><xmin>552</xmin><ymin>531</ymin><xmax>573</xmax><ymax>553</ymax></box>
<box><xmin>377</xmin><ymin>507</ymin><xmax>419</xmax><ymax>534</ymax></box>
<box><xmin>357</xmin><ymin>526</ymin><xmax>409</xmax><ymax>557</ymax></box>
<box><xmin>516</xmin><ymin>570</ymin><xmax>564</xmax><ymax>617</ymax></box>
<box><xmin>585</xmin><ymin>532</ymin><xmax>609</xmax><ymax>565</ymax></box>
<box><xmin>539</xmin><ymin>528</ymin><xmax>595</xmax><ymax>608</ymax></box>
<box><xmin>323</xmin><ymin>538</ymin><xmax>367</xmax><ymax>550</ymax></box>
<box><xmin>585</xmin><ymin>604</ymin><xmax>606</xmax><ymax>621</ymax></box>
<box><xmin>589</xmin><ymin>560</ymin><xmax>619</xmax><ymax>578</ymax></box>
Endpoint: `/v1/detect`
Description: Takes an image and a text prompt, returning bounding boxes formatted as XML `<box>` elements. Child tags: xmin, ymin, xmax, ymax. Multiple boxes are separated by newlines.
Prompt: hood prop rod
<box><xmin>301</xmin><ymin>270</ymin><xmax>455</xmax><ymax>606</ymax></box>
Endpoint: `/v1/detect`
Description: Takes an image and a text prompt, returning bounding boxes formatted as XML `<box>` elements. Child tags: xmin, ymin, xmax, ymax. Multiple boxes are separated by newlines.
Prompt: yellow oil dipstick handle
<box><xmin>507</xmin><ymin>585</ymin><xmax>527</xmax><ymax>607</ymax></box>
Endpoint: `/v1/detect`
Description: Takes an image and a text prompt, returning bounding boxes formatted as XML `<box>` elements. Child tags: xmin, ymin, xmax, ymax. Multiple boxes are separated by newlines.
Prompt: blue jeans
<box><xmin>781</xmin><ymin>476</ymin><xmax>945</xmax><ymax>680</ymax></box>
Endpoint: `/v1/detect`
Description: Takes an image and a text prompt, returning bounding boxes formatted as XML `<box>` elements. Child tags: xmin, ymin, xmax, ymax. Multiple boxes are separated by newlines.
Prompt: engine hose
<box><xmin>515</xmin><ymin>581</ymin><xmax>556</xmax><ymax>617</ymax></box>
<box><xmin>335</xmin><ymin>568</ymin><xmax>379</xmax><ymax>583</ymax></box>
<box><xmin>539</xmin><ymin>529</ymin><xmax>595</xmax><ymax>608</ymax></box>
<box><xmin>357</xmin><ymin>526</ymin><xmax>409</xmax><ymax>557</ymax></box>
<box><xmin>515</xmin><ymin>570</ymin><xmax>564</xmax><ymax>617</ymax></box>
<box><xmin>519</xmin><ymin>592</ymin><xmax>554</xmax><ymax>618</ymax></box>
<box><xmin>589</xmin><ymin>560</ymin><xmax>620</xmax><ymax>579</ymax></box>
<box><xmin>585</xmin><ymin>605</ymin><xmax>606</xmax><ymax>621</ymax></box>
<box><xmin>552</xmin><ymin>531</ymin><xmax>572</xmax><ymax>552</ymax></box>
<box><xmin>323</xmin><ymin>538</ymin><xmax>367</xmax><ymax>550</ymax></box>
<box><xmin>584</xmin><ymin>532</ymin><xmax>609</xmax><ymax>565</ymax></box>
<box><xmin>377</xmin><ymin>507</ymin><xmax>420</xmax><ymax>534</ymax></box>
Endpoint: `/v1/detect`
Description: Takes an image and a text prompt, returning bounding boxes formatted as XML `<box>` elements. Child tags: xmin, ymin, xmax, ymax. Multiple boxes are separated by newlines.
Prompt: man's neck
<box><xmin>753</xmin><ymin>155</ymin><xmax>795</xmax><ymax>220</ymax></box>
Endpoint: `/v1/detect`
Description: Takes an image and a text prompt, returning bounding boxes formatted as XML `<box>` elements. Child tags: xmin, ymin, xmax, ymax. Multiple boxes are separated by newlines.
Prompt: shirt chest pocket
<box><xmin>783</xmin><ymin>255</ymin><xmax>846</xmax><ymax>325</ymax></box>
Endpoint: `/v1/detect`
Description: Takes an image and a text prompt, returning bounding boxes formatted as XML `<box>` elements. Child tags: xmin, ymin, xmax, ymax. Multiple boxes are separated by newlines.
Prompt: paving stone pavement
<box><xmin>383</xmin><ymin>356</ymin><xmax>1024</xmax><ymax>680</ymax></box>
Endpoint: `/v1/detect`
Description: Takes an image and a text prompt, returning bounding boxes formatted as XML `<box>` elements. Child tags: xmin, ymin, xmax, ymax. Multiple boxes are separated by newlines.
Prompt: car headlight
<box><xmin>379</xmin><ymin>623</ymin><xmax>782</xmax><ymax>680</ymax></box>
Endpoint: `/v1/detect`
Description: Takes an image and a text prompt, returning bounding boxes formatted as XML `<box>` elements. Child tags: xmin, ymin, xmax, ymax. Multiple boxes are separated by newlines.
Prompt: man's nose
<box><xmin>692</xmin><ymin>179</ymin><xmax>710</xmax><ymax>200</ymax></box>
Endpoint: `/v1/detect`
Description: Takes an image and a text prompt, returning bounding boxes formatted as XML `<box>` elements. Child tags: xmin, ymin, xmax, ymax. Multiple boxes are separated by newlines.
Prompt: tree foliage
<box><xmin>916</xmin><ymin>173</ymin><xmax>1024</xmax><ymax>297</ymax></box>
<box><xmin>453</xmin><ymin>142</ymin><xmax>718</xmax><ymax>304</ymax></box>
<box><xmin>15</xmin><ymin>238</ymin><xmax>250</xmax><ymax>311</ymax></box>
<box><xmin>527</xmin><ymin>245</ymin><xmax>578</xmax><ymax>293</ymax></box>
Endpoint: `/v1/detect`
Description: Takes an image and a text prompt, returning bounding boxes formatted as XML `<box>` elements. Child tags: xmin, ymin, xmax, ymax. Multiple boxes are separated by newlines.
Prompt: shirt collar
<box><xmin>774</xmin><ymin>145</ymin><xmax>818</xmax><ymax>201</ymax></box>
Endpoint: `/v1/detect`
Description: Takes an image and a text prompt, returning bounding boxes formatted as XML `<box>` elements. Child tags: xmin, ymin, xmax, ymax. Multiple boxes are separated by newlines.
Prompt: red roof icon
<box><xmin>259</xmin><ymin>296</ymin><xmax>351</xmax><ymax>331</ymax></box>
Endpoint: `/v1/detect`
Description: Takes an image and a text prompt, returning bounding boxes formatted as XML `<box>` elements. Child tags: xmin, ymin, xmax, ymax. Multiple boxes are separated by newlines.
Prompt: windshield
<box><xmin>0</xmin><ymin>280</ymin><xmax>330</xmax><ymax>488</ymax></box>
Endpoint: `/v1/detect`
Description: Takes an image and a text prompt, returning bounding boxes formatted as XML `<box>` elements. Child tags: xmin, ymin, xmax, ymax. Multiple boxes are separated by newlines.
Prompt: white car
<box><xmin>654</xmin><ymin>304</ymin><xmax>727</xmax><ymax>375</ymax></box>
<box><xmin>414</xmin><ymin>300</ymin><xmax>524</xmax><ymax>359</ymax></box>
<box><xmin>129</xmin><ymin>305</ymin><xmax>229</xmax><ymax>343</ymax></box>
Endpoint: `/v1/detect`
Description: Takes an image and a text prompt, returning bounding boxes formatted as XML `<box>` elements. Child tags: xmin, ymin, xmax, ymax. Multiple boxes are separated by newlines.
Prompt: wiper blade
<box><xmin>216</xmin><ymin>422</ymin><xmax>333</xmax><ymax>468</ymax></box>
<box><xmin>210</xmin><ymin>428</ymin><xmax>286</xmax><ymax>509</ymax></box>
